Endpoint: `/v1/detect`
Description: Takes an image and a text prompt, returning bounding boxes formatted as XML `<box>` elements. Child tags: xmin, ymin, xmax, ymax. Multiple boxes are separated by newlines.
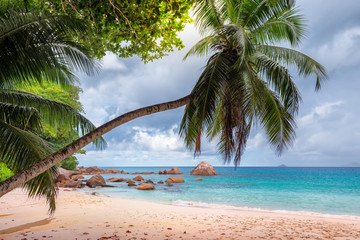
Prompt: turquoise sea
<box><xmin>82</xmin><ymin>167</ymin><xmax>360</xmax><ymax>217</ymax></box>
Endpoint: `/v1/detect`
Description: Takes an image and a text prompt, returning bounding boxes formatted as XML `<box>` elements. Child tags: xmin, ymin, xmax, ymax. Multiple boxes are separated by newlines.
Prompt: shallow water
<box><xmin>82</xmin><ymin>167</ymin><xmax>360</xmax><ymax>216</ymax></box>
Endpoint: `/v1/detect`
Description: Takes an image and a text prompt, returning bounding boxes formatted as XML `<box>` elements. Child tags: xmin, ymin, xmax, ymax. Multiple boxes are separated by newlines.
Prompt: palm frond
<box><xmin>0</xmin><ymin>10</ymin><xmax>100</xmax><ymax>89</ymax></box>
<box><xmin>245</xmin><ymin>69</ymin><xmax>296</xmax><ymax>154</ymax></box>
<box><xmin>253</xmin><ymin>51</ymin><xmax>301</xmax><ymax>114</ymax></box>
<box><xmin>183</xmin><ymin>35</ymin><xmax>220</xmax><ymax>60</ymax></box>
<box><xmin>241</xmin><ymin>0</ymin><xmax>296</xmax><ymax>29</ymax></box>
<box><xmin>0</xmin><ymin>121</ymin><xmax>58</xmax><ymax>213</ymax></box>
<box><xmin>250</xmin><ymin>8</ymin><xmax>306</xmax><ymax>46</ymax></box>
<box><xmin>23</xmin><ymin>166</ymin><xmax>58</xmax><ymax>215</ymax></box>
<box><xmin>193</xmin><ymin>0</ymin><xmax>225</xmax><ymax>35</ymax></box>
<box><xmin>257</xmin><ymin>45</ymin><xmax>327</xmax><ymax>90</ymax></box>
<box><xmin>0</xmin><ymin>102</ymin><xmax>42</xmax><ymax>131</ymax></box>
<box><xmin>0</xmin><ymin>90</ymin><xmax>106</xmax><ymax>149</ymax></box>
<box><xmin>180</xmin><ymin>52</ymin><xmax>235</xmax><ymax>151</ymax></box>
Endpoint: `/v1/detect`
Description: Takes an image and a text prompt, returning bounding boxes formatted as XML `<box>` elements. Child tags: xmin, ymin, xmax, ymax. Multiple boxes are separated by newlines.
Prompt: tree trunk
<box><xmin>0</xmin><ymin>94</ymin><xmax>193</xmax><ymax>197</ymax></box>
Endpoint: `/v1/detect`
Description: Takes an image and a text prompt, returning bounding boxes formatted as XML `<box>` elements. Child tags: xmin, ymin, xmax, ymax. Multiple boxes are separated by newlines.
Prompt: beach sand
<box><xmin>1</xmin><ymin>189</ymin><xmax>360</xmax><ymax>240</ymax></box>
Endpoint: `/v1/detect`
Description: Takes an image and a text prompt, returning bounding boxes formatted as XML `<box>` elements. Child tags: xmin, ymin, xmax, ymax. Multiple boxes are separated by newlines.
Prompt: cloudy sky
<box><xmin>77</xmin><ymin>0</ymin><xmax>360</xmax><ymax>167</ymax></box>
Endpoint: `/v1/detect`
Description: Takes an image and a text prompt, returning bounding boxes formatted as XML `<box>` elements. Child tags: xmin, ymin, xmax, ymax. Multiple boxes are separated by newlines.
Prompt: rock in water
<box><xmin>159</xmin><ymin>167</ymin><xmax>183</xmax><ymax>174</ymax></box>
<box><xmin>104</xmin><ymin>168</ymin><xmax>121</xmax><ymax>174</ymax></box>
<box><xmin>190</xmin><ymin>161</ymin><xmax>217</xmax><ymax>176</ymax></box>
<box><xmin>86</xmin><ymin>174</ymin><xmax>106</xmax><ymax>187</ymax></box>
<box><xmin>133</xmin><ymin>176</ymin><xmax>144</xmax><ymax>181</ymax></box>
<box><xmin>166</xmin><ymin>167</ymin><xmax>183</xmax><ymax>174</ymax></box>
<box><xmin>165</xmin><ymin>177</ymin><xmax>185</xmax><ymax>183</ymax></box>
<box><xmin>107</xmin><ymin>178</ymin><xmax>127</xmax><ymax>182</ymax></box>
<box><xmin>195</xmin><ymin>177</ymin><xmax>203</xmax><ymax>181</ymax></box>
<box><xmin>136</xmin><ymin>183</ymin><xmax>155</xmax><ymax>190</ymax></box>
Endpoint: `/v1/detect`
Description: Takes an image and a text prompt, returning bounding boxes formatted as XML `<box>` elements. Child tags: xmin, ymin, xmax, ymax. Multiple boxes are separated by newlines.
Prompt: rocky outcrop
<box><xmin>165</xmin><ymin>177</ymin><xmax>185</xmax><ymax>183</ymax></box>
<box><xmin>145</xmin><ymin>179</ymin><xmax>154</xmax><ymax>184</ymax></box>
<box><xmin>75</xmin><ymin>166</ymin><xmax>128</xmax><ymax>175</ymax></box>
<box><xmin>71</xmin><ymin>175</ymin><xmax>84</xmax><ymax>181</ymax></box>
<box><xmin>107</xmin><ymin>178</ymin><xmax>127</xmax><ymax>182</ymax></box>
<box><xmin>128</xmin><ymin>182</ymin><xmax>137</xmax><ymax>186</ymax></box>
<box><xmin>56</xmin><ymin>179</ymin><xmax>83</xmax><ymax>188</ymax></box>
<box><xmin>56</xmin><ymin>167</ymin><xmax>76</xmax><ymax>182</ymax></box>
<box><xmin>133</xmin><ymin>176</ymin><xmax>144</xmax><ymax>181</ymax></box>
<box><xmin>64</xmin><ymin>181</ymin><xmax>83</xmax><ymax>188</ymax></box>
<box><xmin>167</xmin><ymin>167</ymin><xmax>183</xmax><ymax>174</ymax></box>
<box><xmin>157</xmin><ymin>180</ymin><xmax>164</xmax><ymax>184</ymax></box>
<box><xmin>195</xmin><ymin>177</ymin><xmax>203</xmax><ymax>181</ymax></box>
<box><xmin>76</xmin><ymin>166</ymin><xmax>105</xmax><ymax>175</ymax></box>
<box><xmin>159</xmin><ymin>167</ymin><xmax>183</xmax><ymax>174</ymax></box>
<box><xmin>190</xmin><ymin>161</ymin><xmax>217</xmax><ymax>176</ymax></box>
<box><xmin>86</xmin><ymin>174</ymin><xmax>106</xmax><ymax>187</ymax></box>
<box><xmin>104</xmin><ymin>168</ymin><xmax>121</xmax><ymax>174</ymax></box>
<box><xmin>136</xmin><ymin>183</ymin><xmax>155</xmax><ymax>190</ymax></box>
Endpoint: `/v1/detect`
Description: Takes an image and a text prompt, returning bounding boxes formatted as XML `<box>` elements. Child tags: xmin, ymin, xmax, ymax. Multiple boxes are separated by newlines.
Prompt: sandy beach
<box><xmin>1</xmin><ymin>189</ymin><xmax>360</xmax><ymax>240</ymax></box>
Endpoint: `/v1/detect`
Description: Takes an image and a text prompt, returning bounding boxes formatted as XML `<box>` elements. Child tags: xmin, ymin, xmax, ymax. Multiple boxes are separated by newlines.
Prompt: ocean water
<box><xmin>82</xmin><ymin>167</ymin><xmax>360</xmax><ymax>217</ymax></box>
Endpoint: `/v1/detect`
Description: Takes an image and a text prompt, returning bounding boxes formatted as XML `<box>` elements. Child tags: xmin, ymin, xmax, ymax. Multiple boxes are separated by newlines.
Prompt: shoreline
<box><xmin>1</xmin><ymin>189</ymin><xmax>360</xmax><ymax>239</ymax></box>
<box><xmin>79</xmin><ymin>188</ymin><xmax>360</xmax><ymax>221</ymax></box>
<box><xmin>91</xmin><ymin>190</ymin><xmax>360</xmax><ymax>221</ymax></box>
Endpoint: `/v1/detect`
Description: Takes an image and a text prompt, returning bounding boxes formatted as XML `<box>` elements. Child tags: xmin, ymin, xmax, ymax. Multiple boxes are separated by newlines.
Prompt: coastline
<box><xmin>1</xmin><ymin>189</ymin><xmax>360</xmax><ymax>240</ymax></box>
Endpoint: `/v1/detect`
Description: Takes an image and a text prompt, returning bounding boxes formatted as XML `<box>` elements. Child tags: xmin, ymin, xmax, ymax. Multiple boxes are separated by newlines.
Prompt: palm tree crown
<box><xmin>0</xmin><ymin>9</ymin><xmax>105</xmax><ymax>213</ymax></box>
<box><xmin>180</xmin><ymin>0</ymin><xmax>327</xmax><ymax>165</ymax></box>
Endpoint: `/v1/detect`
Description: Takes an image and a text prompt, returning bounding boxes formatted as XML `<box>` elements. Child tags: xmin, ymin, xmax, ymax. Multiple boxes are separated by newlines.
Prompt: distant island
<box><xmin>277</xmin><ymin>164</ymin><xmax>288</xmax><ymax>167</ymax></box>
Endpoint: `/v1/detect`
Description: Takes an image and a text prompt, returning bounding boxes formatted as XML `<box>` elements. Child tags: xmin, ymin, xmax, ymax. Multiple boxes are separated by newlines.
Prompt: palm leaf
<box><xmin>244</xmin><ymin>68</ymin><xmax>296</xmax><ymax>154</ymax></box>
<box><xmin>0</xmin><ymin>10</ymin><xmax>100</xmax><ymax>89</ymax></box>
<box><xmin>180</xmin><ymin>52</ymin><xmax>235</xmax><ymax>152</ymax></box>
<box><xmin>0</xmin><ymin>121</ymin><xmax>58</xmax><ymax>213</ymax></box>
<box><xmin>193</xmin><ymin>0</ymin><xmax>225</xmax><ymax>35</ymax></box>
<box><xmin>253</xmin><ymin>51</ymin><xmax>301</xmax><ymax>114</ymax></box>
<box><xmin>250</xmin><ymin>8</ymin><xmax>306</xmax><ymax>47</ymax></box>
<box><xmin>256</xmin><ymin>45</ymin><xmax>327</xmax><ymax>90</ymax></box>
<box><xmin>0</xmin><ymin>90</ymin><xmax>106</xmax><ymax>149</ymax></box>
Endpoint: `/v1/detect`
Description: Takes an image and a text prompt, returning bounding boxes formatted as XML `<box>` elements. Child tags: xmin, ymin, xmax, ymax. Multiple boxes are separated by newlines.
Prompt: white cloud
<box><xmin>247</xmin><ymin>133</ymin><xmax>266</xmax><ymax>149</ymax></box>
<box><xmin>101</xmin><ymin>53</ymin><xmax>127</xmax><ymax>71</ymax></box>
<box><xmin>317</xmin><ymin>27</ymin><xmax>360</xmax><ymax>70</ymax></box>
<box><xmin>132</xmin><ymin>125</ymin><xmax>184</xmax><ymax>152</ymax></box>
<box><xmin>299</xmin><ymin>101</ymin><xmax>343</xmax><ymax>126</ymax></box>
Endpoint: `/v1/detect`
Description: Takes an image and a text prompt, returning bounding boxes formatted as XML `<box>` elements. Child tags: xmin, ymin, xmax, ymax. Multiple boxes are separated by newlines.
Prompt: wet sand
<box><xmin>1</xmin><ymin>189</ymin><xmax>360</xmax><ymax>240</ymax></box>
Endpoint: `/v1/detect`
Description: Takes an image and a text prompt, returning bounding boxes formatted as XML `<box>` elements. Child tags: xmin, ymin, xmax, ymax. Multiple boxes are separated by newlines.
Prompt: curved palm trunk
<box><xmin>0</xmin><ymin>94</ymin><xmax>193</xmax><ymax>197</ymax></box>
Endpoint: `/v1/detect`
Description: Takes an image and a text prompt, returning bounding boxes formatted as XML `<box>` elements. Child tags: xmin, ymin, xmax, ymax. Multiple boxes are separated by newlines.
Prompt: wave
<box><xmin>172</xmin><ymin>200</ymin><xmax>360</xmax><ymax>221</ymax></box>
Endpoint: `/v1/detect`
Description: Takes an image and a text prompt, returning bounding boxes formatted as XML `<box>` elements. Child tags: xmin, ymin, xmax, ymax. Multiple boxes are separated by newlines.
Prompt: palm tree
<box><xmin>0</xmin><ymin>10</ymin><xmax>105</xmax><ymax>213</ymax></box>
<box><xmin>0</xmin><ymin>0</ymin><xmax>326</xmax><ymax>202</ymax></box>
<box><xmin>179</xmin><ymin>0</ymin><xmax>326</xmax><ymax>165</ymax></box>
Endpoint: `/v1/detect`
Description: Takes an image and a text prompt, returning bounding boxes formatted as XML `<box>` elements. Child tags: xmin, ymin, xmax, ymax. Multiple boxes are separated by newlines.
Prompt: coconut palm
<box><xmin>0</xmin><ymin>9</ymin><xmax>105</xmax><ymax>213</ymax></box>
<box><xmin>0</xmin><ymin>0</ymin><xmax>326</xmax><ymax>202</ymax></box>
<box><xmin>179</xmin><ymin>0</ymin><xmax>327</xmax><ymax>165</ymax></box>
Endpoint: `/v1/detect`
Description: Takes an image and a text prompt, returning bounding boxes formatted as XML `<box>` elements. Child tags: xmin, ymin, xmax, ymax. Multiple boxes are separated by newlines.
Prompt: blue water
<box><xmin>83</xmin><ymin>167</ymin><xmax>360</xmax><ymax>216</ymax></box>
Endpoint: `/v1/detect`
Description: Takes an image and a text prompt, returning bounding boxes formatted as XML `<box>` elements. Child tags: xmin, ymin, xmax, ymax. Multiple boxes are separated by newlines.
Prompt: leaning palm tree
<box><xmin>0</xmin><ymin>0</ymin><xmax>326</xmax><ymax>202</ymax></box>
<box><xmin>179</xmin><ymin>0</ymin><xmax>326</xmax><ymax>165</ymax></box>
<box><xmin>0</xmin><ymin>10</ymin><xmax>105</xmax><ymax>213</ymax></box>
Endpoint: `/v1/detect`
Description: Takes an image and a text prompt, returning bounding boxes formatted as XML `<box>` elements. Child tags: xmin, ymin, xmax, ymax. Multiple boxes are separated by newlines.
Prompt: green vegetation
<box><xmin>23</xmin><ymin>83</ymin><xmax>86</xmax><ymax>170</ymax></box>
<box><xmin>0</xmin><ymin>163</ymin><xmax>13</xmax><ymax>181</ymax></box>
<box><xmin>4</xmin><ymin>0</ymin><xmax>195</xmax><ymax>62</ymax></box>
<box><xmin>0</xmin><ymin>9</ymin><xmax>105</xmax><ymax>213</ymax></box>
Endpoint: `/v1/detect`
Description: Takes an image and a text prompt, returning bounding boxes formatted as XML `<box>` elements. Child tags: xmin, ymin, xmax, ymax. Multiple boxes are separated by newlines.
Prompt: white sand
<box><xmin>1</xmin><ymin>188</ymin><xmax>360</xmax><ymax>240</ymax></box>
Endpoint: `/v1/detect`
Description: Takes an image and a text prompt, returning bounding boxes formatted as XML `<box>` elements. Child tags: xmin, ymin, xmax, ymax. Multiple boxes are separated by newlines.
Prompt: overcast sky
<box><xmin>77</xmin><ymin>0</ymin><xmax>360</xmax><ymax>167</ymax></box>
